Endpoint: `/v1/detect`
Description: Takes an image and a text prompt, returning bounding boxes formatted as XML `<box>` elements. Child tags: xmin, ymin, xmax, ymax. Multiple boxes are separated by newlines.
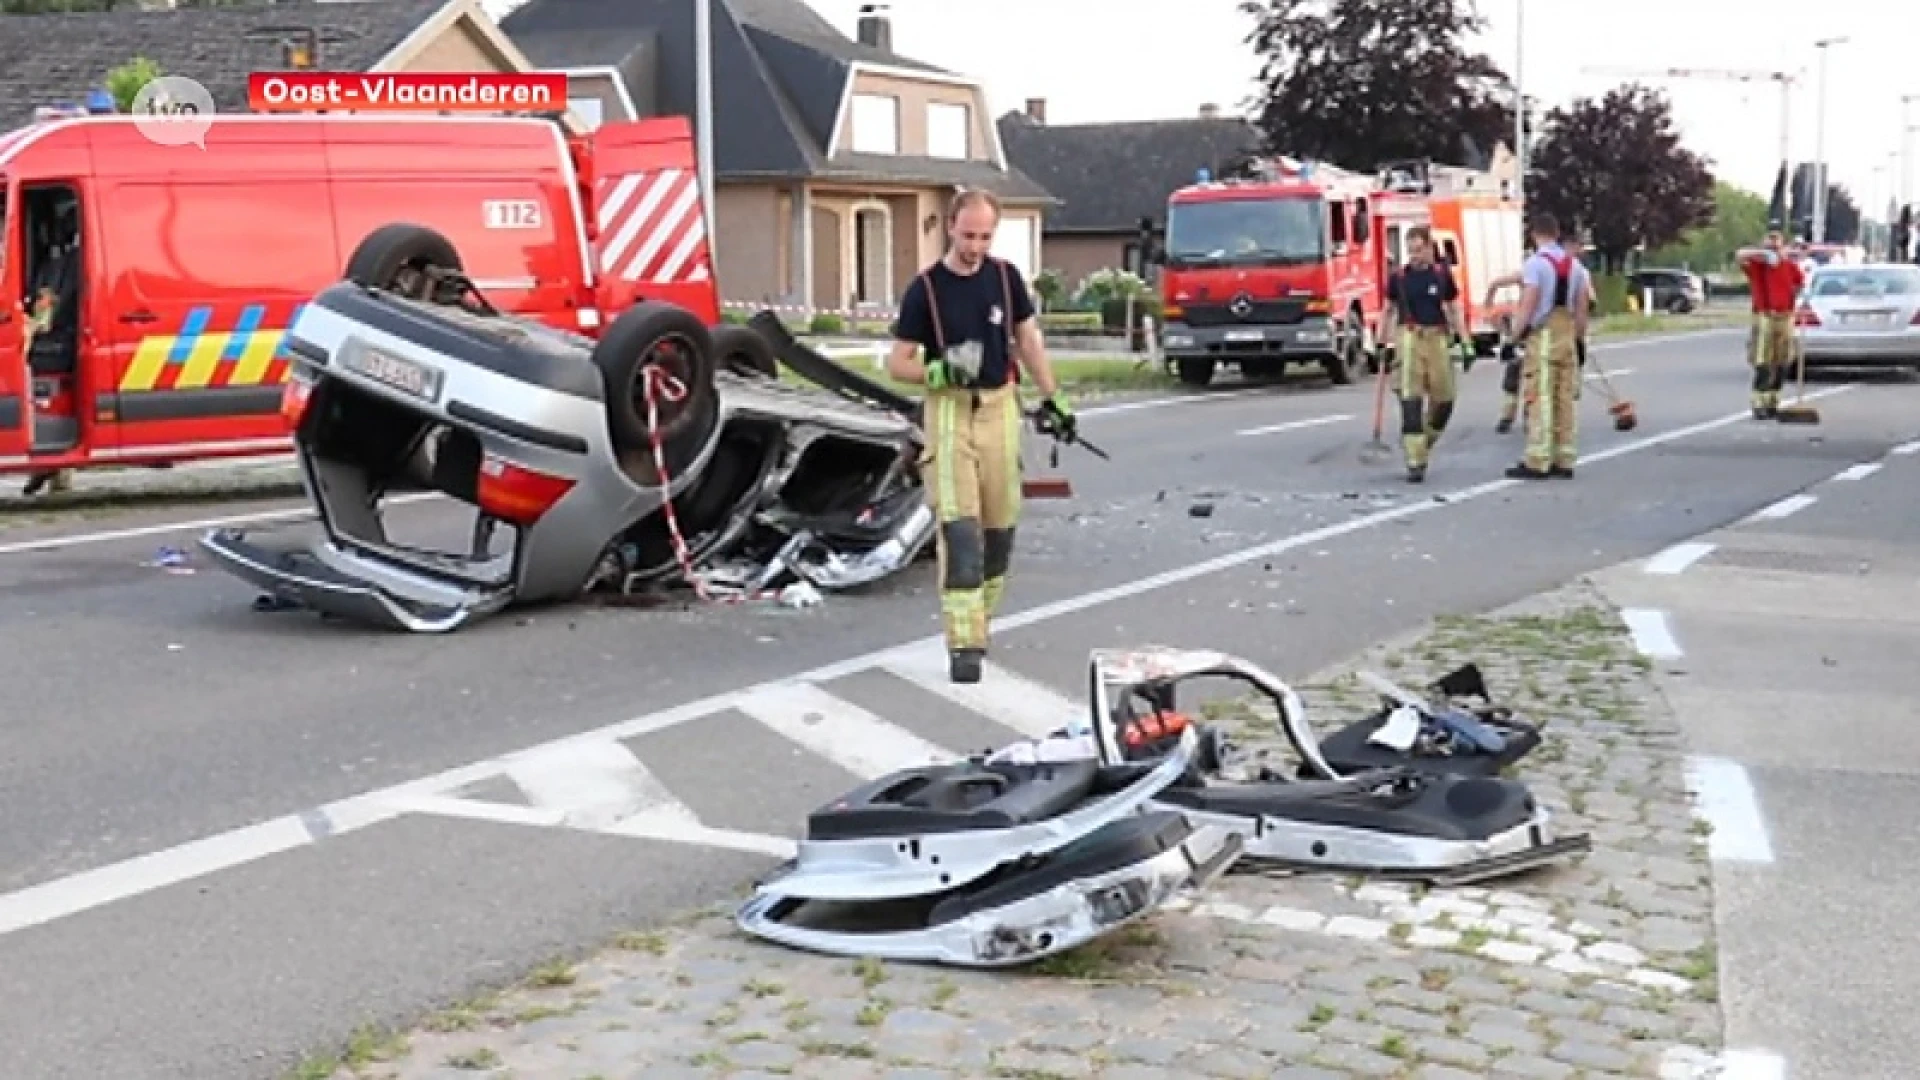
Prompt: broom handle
<box><xmin>1370</xmin><ymin>349</ymin><xmax>1390</xmax><ymax>438</ymax></box>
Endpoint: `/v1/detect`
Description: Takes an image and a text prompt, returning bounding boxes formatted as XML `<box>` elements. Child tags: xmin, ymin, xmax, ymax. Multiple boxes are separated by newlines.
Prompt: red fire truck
<box><xmin>1155</xmin><ymin>157</ymin><xmax>1435</xmax><ymax>388</ymax></box>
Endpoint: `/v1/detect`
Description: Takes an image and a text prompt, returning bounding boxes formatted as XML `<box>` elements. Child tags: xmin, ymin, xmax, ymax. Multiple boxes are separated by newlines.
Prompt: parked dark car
<box><xmin>1627</xmin><ymin>268</ymin><xmax>1706</xmax><ymax>314</ymax></box>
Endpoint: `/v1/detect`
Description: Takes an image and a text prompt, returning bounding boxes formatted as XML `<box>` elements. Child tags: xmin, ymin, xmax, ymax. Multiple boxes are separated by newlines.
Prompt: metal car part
<box><xmin>755</xmin><ymin>728</ymin><xmax>1203</xmax><ymax>902</ymax></box>
<box><xmin>1081</xmin><ymin>647</ymin><xmax>1591</xmax><ymax>885</ymax></box>
<box><xmin>735</xmin><ymin>811</ymin><xmax>1243</xmax><ymax>968</ymax></box>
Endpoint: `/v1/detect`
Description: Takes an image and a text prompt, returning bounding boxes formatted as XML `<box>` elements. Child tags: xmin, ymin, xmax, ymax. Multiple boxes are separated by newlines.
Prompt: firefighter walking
<box><xmin>886</xmin><ymin>189</ymin><xmax>1073</xmax><ymax>684</ymax></box>
<box><xmin>1506</xmin><ymin>213</ymin><xmax>1593</xmax><ymax>479</ymax></box>
<box><xmin>1376</xmin><ymin>226</ymin><xmax>1473</xmax><ymax>483</ymax></box>
<box><xmin>1735</xmin><ymin>230</ymin><xmax>1805</xmax><ymax>419</ymax></box>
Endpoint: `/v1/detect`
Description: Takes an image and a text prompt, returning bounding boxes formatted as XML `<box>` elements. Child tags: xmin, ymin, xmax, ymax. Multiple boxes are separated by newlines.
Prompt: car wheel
<box><xmin>344</xmin><ymin>223</ymin><xmax>464</xmax><ymax>302</ymax></box>
<box><xmin>593</xmin><ymin>302</ymin><xmax>720</xmax><ymax>454</ymax></box>
<box><xmin>711</xmin><ymin>323</ymin><xmax>779</xmax><ymax>379</ymax></box>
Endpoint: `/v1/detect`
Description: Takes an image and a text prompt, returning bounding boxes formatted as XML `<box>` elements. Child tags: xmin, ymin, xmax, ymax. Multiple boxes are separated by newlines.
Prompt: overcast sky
<box><xmin>797</xmin><ymin>0</ymin><xmax>1915</xmax><ymax>217</ymax></box>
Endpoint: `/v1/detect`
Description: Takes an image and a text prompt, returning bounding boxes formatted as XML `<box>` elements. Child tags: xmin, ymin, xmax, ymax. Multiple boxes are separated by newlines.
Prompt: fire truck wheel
<box><xmin>593</xmin><ymin>301</ymin><xmax>720</xmax><ymax>453</ymax></box>
<box><xmin>1323</xmin><ymin>331</ymin><xmax>1359</xmax><ymax>385</ymax></box>
<box><xmin>711</xmin><ymin>323</ymin><xmax>778</xmax><ymax>379</ymax></box>
<box><xmin>344</xmin><ymin>223</ymin><xmax>464</xmax><ymax>300</ymax></box>
<box><xmin>1175</xmin><ymin>358</ymin><xmax>1215</xmax><ymax>387</ymax></box>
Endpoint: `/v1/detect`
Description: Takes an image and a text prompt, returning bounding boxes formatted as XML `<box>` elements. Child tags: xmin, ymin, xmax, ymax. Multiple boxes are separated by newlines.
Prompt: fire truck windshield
<box><xmin>1164</xmin><ymin>196</ymin><xmax>1325</xmax><ymax>268</ymax></box>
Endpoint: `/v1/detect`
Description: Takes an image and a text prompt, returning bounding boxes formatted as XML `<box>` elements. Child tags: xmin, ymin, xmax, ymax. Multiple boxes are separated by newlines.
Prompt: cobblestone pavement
<box><xmin>293</xmin><ymin>582</ymin><xmax>1726</xmax><ymax>1080</ymax></box>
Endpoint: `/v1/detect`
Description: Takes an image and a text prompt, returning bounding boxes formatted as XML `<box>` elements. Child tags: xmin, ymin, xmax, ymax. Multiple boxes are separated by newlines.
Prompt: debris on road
<box><xmin>315</xmin><ymin>585</ymin><xmax>1727</xmax><ymax>1080</ymax></box>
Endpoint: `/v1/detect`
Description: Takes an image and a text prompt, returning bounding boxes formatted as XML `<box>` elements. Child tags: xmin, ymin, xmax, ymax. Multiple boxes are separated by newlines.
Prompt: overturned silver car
<box><xmin>200</xmin><ymin>224</ymin><xmax>934</xmax><ymax>632</ymax></box>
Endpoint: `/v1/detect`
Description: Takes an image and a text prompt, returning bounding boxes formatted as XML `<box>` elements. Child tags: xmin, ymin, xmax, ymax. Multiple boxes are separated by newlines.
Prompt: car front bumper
<box><xmin>1161</xmin><ymin>317</ymin><xmax>1337</xmax><ymax>359</ymax></box>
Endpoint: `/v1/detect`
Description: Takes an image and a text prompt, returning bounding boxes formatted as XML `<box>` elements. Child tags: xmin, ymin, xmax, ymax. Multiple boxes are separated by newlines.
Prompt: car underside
<box><xmin>200</xmin><ymin>223</ymin><xmax>934</xmax><ymax>632</ymax></box>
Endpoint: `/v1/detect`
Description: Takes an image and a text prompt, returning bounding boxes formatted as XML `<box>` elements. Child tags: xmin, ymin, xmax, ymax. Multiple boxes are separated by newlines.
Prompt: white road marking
<box><xmin>1644</xmin><ymin>542</ymin><xmax>1716</xmax><ymax>576</ymax></box>
<box><xmin>0</xmin><ymin>492</ymin><xmax>437</xmax><ymax>557</ymax></box>
<box><xmin>1621</xmin><ymin>608</ymin><xmax>1683</xmax><ymax>658</ymax></box>
<box><xmin>881</xmin><ymin>645</ymin><xmax>1083</xmax><ymax>739</ymax></box>
<box><xmin>1584</xmin><ymin>367</ymin><xmax>1635</xmax><ymax>379</ymax></box>
<box><xmin>1748</xmin><ymin>493</ymin><xmax>1817</xmax><ymax>522</ymax></box>
<box><xmin>1660</xmin><ymin>1047</ymin><xmax>1788</xmax><ymax>1080</ymax></box>
<box><xmin>0</xmin><ymin>384</ymin><xmax>1863</xmax><ymax>939</ymax></box>
<box><xmin>1684</xmin><ymin>757</ymin><xmax>1776</xmax><ymax>864</ymax></box>
<box><xmin>504</xmin><ymin>739</ymin><xmax>697</xmax><ymax>832</ymax></box>
<box><xmin>734</xmin><ymin>680</ymin><xmax>958</xmax><ymax>780</ymax></box>
<box><xmin>1892</xmin><ymin>438</ymin><xmax>1920</xmax><ymax>456</ymax></box>
<box><xmin>1235</xmin><ymin>413</ymin><xmax>1352</xmax><ymax>437</ymax></box>
<box><xmin>1832</xmin><ymin>461</ymin><xmax>1882</xmax><ymax>482</ymax></box>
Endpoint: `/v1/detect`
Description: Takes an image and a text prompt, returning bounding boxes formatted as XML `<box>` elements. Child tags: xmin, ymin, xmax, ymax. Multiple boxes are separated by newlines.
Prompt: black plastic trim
<box><xmin>106</xmin><ymin>387</ymin><xmax>283</xmax><ymax>423</ymax></box>
<box><xmin>0</xmin><ymin>393</ymin><xmax>19</xmax><ymax>430</ymax></box>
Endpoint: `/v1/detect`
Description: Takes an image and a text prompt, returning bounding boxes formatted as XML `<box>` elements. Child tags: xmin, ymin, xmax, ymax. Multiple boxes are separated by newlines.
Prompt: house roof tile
<box><xmin>996</xmin><ymin>112</ymin><xmax>1262</xmax><ymax>233</ymax></box>
<box><xmin>0</xmin><ymin>0</ymin><xmax>448</xmax><ymax>131</ymax></box>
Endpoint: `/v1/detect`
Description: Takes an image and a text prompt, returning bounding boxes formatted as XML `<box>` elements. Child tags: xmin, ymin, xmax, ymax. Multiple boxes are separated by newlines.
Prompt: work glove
<box><xmin>923</xmin><ymin>359</ymin><xmax>957</xmax><ymax>390</ymax></box>
<box><xmin>1498</xmin><ymin>341</ymin><xmax>1517</xmax><ymax>364</ymax></box>
<box><xmin>1035</xmin><ymin>391</ymin><xmax>1077</xmax><ymax>442</ymax></box>
<box><xmin>1453</xmin><ymin>334</ymin><xmax>1476</xmax><ymax>372</ymax></box>
<box><xmin>1576</xmin><ymin>338</ymin><xmax>1589</xmax><ymax>369</ymax></box>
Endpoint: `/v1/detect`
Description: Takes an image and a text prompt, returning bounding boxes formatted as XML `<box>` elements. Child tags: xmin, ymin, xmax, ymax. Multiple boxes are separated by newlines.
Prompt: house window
<box><xmin>849</xmin><ymin>93</ymin><xmax>899</xmax><ymax>154</ymax></box>
<box><xmin>568</xmin><ymin>97</ymin><xmax>603</xmax><ymax>131</ymax></box>
<box><xmin>926</xmin><ymin>102</ymin><xmax>969</xmax><ymax>159</ymax></box>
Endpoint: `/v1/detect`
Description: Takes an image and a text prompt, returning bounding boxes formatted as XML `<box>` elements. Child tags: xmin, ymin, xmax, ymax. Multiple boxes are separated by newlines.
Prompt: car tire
<box><xmin>593</xmin><ymin>302</ymin><xmax>719</xmax><ymax>454</ymax></box>
<box><xmin>711</xmin><ymin>323</ymin><xmax>779</xmax><ymax>379</ymax></box>
<box><xmin>1175</xmin><ymin>357</ymin><xmax>1215</xmax><ymax>387</ymax></box>
<box><xmin>344</xmin><ymin>223</ymin><xmax>464</xmax><ymax>299</ymax></box>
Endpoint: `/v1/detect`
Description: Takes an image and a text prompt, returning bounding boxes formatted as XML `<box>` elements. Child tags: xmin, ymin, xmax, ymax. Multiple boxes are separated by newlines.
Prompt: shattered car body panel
<box><xmin>200</xmin><ymin>268</ymin><xmax>934</xmax><ymax>631</ymax></box>
<box><xmin>1083</xmin><ymin>647</ymin><xmax>1592</xmax><ymax>886</ymax></box>
<box><xmin>736</xmin><ymin>727</ymin><xmax>1247</xmax><ymax>968</ymax></box>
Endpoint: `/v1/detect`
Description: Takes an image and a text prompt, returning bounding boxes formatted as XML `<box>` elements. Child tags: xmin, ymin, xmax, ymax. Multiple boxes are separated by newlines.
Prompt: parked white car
<box><xmin>1793</xmin><ymin>263</ymin><xmax>1920</xmax><ymax>371</ymax></box>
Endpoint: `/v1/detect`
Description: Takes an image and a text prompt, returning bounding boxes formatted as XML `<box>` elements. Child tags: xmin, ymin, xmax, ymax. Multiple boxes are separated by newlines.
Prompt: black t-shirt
<box><xmin>1388</xmin><ymin>262</ymin><xmax>1457</xmax><ymax>328</ymax></box>
<box><xmin>890</xmin><ymin>257</ymin><xmax>1036</xmax><ymax>389</ymax></box>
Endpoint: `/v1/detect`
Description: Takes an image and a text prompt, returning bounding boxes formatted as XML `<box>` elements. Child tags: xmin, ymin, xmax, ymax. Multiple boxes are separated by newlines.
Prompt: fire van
<box><xmin>1156</xmin><ymin>156</ymin><xmax>1432</xmax><ymax>388</ymax></box>
<box><xmin>0</xmin><ymin>112</ymin><xmax>723</xmax><ymax>481</ymax></box>
<box><xmin>1426</xmin><ymin>189</ymin><xmax>1525</xmax><ymax>354</ymax></box>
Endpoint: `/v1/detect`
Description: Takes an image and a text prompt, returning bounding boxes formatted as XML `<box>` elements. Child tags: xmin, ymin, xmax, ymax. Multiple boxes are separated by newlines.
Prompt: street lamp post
<box><xmin>1811</xmin><ymin>37</ymin><xmax>1847</xmax><ymax>244</ymax></box>
<box><xmin>694</xmin><ymin>0</ymin><xmax>717</xmax><ymax>278</ymax></box>
<box><xmin>1902</xmin><ymin>95</ymin><xmax>1920</xmax><ymax>225</ymax></box>
<box><xmin>1513</xmin><ymin>0</ymin><xmax>1526</xmax><ymax>206</ymax></box>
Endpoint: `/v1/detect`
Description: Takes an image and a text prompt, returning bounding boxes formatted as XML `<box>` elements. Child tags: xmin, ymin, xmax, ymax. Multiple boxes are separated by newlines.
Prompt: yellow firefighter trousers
<box><xmin>1396</xmin><ymin>327</ymin><xmax>1456</xmax><ymax>468</ymax></box>
<box><xmin>1750</xmin><ymin>312</ymin><xmax>1793</xmax><ymax>411</ymax></box>
<box><xmin>1523</xmin><ymin>310</ymin><xmax>1579</xmax><ymax>471</ymax></box>
<box><xmin>922</xmin><ymin>384</ymin><xmax>1023</xmax><ymax>652</ymax></box>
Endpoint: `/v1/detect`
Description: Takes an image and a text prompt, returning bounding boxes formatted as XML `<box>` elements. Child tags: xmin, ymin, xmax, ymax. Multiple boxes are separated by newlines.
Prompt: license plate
<box><xmin>1840</xmin><ymin>312</ymin><xmax>1887</xmax><ymax>327</ymax></box>
<box><xmin>344</xmin><ymin>343</ymin><xmax>443</xmax><ymax>401</ymax></box>
<box><xmin>1224</xmin><ymin>329</ymin><xmax>1264</xmax><ymax>342</ymax></box>
<box><xmin>1296</xmin><ymin>330</ymin><xmax>1330</xmax><ymax>343</ymax></box>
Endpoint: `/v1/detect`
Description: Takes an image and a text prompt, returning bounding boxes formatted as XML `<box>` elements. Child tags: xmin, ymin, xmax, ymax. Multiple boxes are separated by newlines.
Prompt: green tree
<box><xmin>1239</xmin><ymin>0</ymin><xmax>1515</xmax><ymax>171</ymax></box>
<box><xmin>104</xmin><ymin>56</ymin><xmax>164</xmax><ymax>113</ymax></box>
<box><xmin>1646</xmin><ymin>181</ymin><xmax>1770</xmax><ymax>271</ymax></box>
<box><xmin>1527</xmin><ymin>84</ymin><xmax>1716</xmax><ymax>273</ymax></box>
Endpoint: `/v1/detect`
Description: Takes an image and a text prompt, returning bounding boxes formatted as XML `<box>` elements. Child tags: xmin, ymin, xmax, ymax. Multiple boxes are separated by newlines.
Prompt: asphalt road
<box><xmin>2</xmin><ymin>329</ymin><xmax>1917</xmax><ymax>1080</ymax></box>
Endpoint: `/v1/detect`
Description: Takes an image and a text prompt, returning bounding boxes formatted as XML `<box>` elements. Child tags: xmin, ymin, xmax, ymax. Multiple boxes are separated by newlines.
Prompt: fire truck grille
<box><xmin>1181</xmin><ymin>300</ymin><xmax>1307</xmax><ymax>327</ymax></box>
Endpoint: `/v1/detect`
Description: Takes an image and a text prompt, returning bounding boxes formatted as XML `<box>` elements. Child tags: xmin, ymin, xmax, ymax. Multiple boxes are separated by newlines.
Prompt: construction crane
<box><xmin>1581</xmin><ymin>64</ymin><xmax>1800</xmax><ymax>223</ymax></box>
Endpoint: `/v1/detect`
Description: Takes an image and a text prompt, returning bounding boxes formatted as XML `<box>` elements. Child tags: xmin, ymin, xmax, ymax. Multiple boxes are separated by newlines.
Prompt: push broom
<box><xmin>1581</xmin><ymin>340</ymin><xmax>1638</xmax><ymax>432</ymax></box>
<box><xmin>1359</xmin><ymin>348</ymin><xmax>1396</xmax><ymax>464</ymax></box>
<box><xmin>1023</xmin><ymin>406</ymin><xmax>1109</xmax><ymax>499</ymax></box>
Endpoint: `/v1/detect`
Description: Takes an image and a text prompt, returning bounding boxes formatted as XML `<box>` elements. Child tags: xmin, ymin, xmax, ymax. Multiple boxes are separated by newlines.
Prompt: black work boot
<box><xmin>949</xmin><ymin>648</ymin><xmax>985</xmax><ymax>684</ymax></box>
<box><xmin>1505</xmin><ymin>463</ymin><xmax>1550</xmax><ymax>480</ymax></box>
<box><xmin>1494</xmin><ymin>416</ymin><xmax>1514</xmax><ymax>434</ymax></box>
<box><xmin>1549</xmin><ymin>465</ymin><xmax>1575</xmax><ymax>478</ymax></box>
<box><xmin>1405</xmin><ymin>463</ymin><xmax>1427</xmax><ymax>484</ymax></box>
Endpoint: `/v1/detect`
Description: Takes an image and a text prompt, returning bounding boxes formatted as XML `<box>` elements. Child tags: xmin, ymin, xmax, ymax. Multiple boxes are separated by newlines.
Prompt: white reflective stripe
<box><xmin>576</xmin><ymin>307</ymin><xmax>602</xmax><ymax>328</ymax></box>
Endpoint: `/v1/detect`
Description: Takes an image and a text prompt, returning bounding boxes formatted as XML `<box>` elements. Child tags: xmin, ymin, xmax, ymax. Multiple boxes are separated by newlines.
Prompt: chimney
<box><xmin>1198</xmin><ymin>103</ymin><xmax>1219</xmax><ymax>119</ymax></box>
<box><xmin>856</xmin><ymin>3</ymin><xmax>892</xmax><ymax>53</ymax></box>
<box><xmin>1025</xmin><ymin>97</ymin><xmax>1046</xmax><ymax>124</ymax></box>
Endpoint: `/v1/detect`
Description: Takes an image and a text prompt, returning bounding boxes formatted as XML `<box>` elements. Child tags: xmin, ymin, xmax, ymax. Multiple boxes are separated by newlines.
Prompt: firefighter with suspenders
<box><xmin>886</xmin><ymin>189</ymin><xmax>1074</xmax><ymax>684</ymax></box>
<box><xmin>1376</xmin><ymin>226</ymin><xmax>1474</xmax><ymax>483</ymax></box>
<box><xmin>1506</xmin><ymin>213</ymin><xmax>1592</xmax><ymax>478</ymax></box>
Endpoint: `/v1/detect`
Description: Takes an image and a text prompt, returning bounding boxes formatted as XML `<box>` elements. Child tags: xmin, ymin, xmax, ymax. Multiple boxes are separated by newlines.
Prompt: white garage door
<box><xmin>992</xmin><ymin>215</ymin><xmax>1036</xmax><ymax>281</ymax></box>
